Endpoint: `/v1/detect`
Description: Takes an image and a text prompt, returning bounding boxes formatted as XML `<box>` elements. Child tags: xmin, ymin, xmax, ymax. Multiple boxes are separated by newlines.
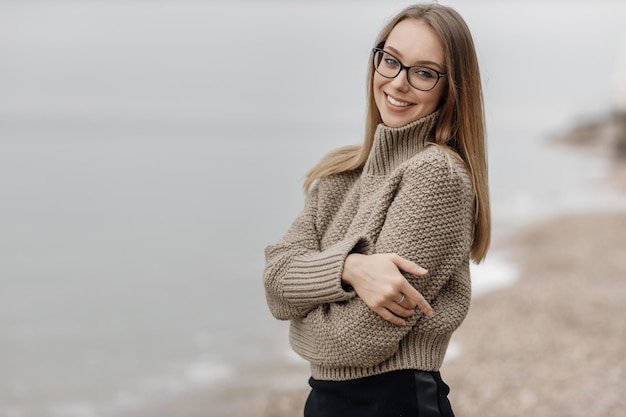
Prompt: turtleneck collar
<box><xmin>363</xmin><ymin>110</ymin><xmax>439</xmax><ymax>176</ymax></box>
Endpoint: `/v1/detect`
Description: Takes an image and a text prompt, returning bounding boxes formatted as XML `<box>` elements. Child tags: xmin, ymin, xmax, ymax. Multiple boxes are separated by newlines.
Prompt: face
<box><xmin>373</xmin><ymin>19</ymin><xmax>446</xmax><ymax>127</ymax></box>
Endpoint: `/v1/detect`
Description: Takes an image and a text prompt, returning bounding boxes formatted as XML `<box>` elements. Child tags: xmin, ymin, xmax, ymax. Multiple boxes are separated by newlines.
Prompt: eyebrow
<box><xmin>385</xmin><ymin>45</ymin><xmax>444</xmax><ymax>71</ymax></box>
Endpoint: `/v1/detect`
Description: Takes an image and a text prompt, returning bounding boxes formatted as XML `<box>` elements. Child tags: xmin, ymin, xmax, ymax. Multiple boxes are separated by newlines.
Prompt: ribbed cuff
<box><xmin>282</xmin><ymin>235</ymin><xmax>372</xmax><ymax>308</ymax></box>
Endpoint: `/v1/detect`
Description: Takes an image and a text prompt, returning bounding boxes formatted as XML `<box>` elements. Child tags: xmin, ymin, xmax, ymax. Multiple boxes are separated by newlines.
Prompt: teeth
<box><xmin>387</xmin><ymin>95</ymin><xmax>411</xmax><ymax>107</ymax></box>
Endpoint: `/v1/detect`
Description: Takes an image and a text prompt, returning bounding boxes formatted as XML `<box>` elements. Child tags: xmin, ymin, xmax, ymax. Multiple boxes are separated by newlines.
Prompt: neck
<box><xmin>363</xmin><ymin>111</ymin><xmax>439</xmax><ymax>175</ymax></box>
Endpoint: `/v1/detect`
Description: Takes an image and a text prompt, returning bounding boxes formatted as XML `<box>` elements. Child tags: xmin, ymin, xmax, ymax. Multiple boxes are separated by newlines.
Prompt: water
<box><xmin>2</xmin><ymin>1</ymin><xmax>626</xmax><ymax>416</ymax></box>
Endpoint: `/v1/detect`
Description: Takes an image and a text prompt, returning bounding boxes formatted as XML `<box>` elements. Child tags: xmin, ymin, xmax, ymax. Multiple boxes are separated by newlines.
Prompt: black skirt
<box><xmin>304</xmin><ymin>369</ymin><xmax>455</xmax><ymax>417</ymax></box>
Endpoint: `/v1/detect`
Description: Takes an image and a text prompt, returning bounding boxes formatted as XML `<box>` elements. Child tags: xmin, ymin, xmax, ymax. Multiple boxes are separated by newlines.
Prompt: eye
<box><xmin>411</xmin><ymin>67</ymin><xmax>437</xmax><ymax>80</ymax></box>
<box><xmin>383</xmin><ymin>54</ymin><xmax>400</xmax><ymax>68</ymax></box>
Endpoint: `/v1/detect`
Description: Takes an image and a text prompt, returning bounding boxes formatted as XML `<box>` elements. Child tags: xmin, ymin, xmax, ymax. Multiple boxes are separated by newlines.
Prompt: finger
<box><xmin>414</xmin><ymin>296</ymin><xmax>433</xmax><ymax>317</ymax></box>
<box><xmin>393</xmin><ymin>293</ymin><xmax>405</xmax><ymax>305</ymax></box>
<box><xmin>376</xmin><ymin>308</ymin><xmax>407</xmax><ymax>326</ymax></box>
<box><xmin>401</xmin><ymin>284</ymin><xmax>433</xmax><ymax>317</ymax></box>
<box><xmin>386</xmin><ymin>302</ymin><xmax>415</xmax><ymax>318</ymax></box>
<box><xmin>390</xmin><ymin>254</ymin><xmax>428</xmax><ymax>276</ymax></box>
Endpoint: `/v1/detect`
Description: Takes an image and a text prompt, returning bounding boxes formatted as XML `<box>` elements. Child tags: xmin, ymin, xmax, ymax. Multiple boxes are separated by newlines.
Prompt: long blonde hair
<box><xmin>304</xmin><ymin>4</ymin><xmax>490</xmax><ymax>262</ymax></box>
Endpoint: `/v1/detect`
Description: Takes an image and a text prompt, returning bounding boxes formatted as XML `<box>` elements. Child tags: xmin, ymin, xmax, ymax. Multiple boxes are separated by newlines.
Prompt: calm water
<box><xmin>1</xmin><ymin>1</ymin><xmax>626</xmax><ymax>416</ymax></box>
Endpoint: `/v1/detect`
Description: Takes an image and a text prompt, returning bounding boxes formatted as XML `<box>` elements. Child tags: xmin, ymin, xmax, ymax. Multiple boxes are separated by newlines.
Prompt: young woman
<box><xmin>264</xmin><ymin>4</ymin><xmax>490</xmax><ymax>416</ymax></box>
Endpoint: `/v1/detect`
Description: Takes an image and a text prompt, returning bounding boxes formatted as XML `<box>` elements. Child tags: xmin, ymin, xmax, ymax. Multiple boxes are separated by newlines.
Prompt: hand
<box><xmin>342</xmin><ymin>253</ymin><xmax>433</xmax><ymax>326</ymax></box>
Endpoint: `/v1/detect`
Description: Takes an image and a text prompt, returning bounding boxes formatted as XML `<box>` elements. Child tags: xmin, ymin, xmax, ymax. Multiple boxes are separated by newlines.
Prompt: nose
<box><xmin>390</xmin><ymin>68</ymin><xmax>410</xmax><ymax>91</ymax></box>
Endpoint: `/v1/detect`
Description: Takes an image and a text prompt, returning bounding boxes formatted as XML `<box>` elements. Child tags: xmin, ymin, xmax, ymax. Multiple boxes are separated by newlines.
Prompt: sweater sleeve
<box><xmin>289</xmin><ymin>149</ymin><xmax>474</xmax><ymax>367</ymax></box>
<box><xmin>263</xmin><ymin>185</ymin><xmax>372</xmax><ymax>320</ymax></box>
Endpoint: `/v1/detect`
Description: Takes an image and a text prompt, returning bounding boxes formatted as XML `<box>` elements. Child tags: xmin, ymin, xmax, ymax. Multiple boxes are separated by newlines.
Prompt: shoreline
<box><xmin>231</xmin><ymin>112</ymin><xmax>626</xmax><ymax>417</ymax></box>
<box><xmin>438</xmin><ymin>112</ymin><xmax>626</xmax><ymax>417</ymax></box>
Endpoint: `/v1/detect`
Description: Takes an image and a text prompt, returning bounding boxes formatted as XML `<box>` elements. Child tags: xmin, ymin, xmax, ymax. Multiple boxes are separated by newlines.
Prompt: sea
<box><xmin>1</xmin><ymin>1</ymin><xmax>626</xmax><ymax>416</ymax></box>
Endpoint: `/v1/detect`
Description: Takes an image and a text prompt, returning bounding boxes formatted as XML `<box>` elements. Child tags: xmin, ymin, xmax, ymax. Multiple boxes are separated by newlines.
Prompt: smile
<box><xmin>386</xmin><ymin>94</ymin><xmax>412</xmax><ymax>107</ymax></box>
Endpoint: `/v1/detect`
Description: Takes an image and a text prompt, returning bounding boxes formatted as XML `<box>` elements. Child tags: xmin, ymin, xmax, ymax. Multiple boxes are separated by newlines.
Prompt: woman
<box><xmin>264</xmin><ymin>4</ymin><xmax>490</xmax><ymax>416</ymax></box>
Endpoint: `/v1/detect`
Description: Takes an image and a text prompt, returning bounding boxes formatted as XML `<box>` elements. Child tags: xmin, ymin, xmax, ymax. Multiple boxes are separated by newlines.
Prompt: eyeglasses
<box><xmin>372</xmin><ymin>48</ymin><xmax>446</xmax><ymax>91</ymax></box>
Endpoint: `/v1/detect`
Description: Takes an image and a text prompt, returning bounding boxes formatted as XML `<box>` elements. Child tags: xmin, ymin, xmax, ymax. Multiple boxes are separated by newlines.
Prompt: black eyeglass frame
<box><xmin>372</xmin><ymin>47</ymin><xmax>447</xmax><ymax>92</ymax></box>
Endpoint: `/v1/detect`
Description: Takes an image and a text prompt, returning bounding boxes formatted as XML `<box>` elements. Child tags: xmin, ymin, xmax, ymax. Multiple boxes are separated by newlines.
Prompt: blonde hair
<box><xmin>304</xmin><ymin>4</ymin><xmax>490</xmax><ymax>262</ymax></box>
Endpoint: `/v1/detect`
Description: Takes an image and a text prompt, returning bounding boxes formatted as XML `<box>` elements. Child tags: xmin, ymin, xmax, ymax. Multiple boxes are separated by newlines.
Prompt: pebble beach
<box><xmin>3</xmin><ymin>3</ymin><xmax>626</xmax><ymax>417</ymax></box>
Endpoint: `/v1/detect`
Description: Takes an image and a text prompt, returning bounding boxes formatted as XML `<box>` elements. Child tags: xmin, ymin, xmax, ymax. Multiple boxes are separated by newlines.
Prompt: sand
<box><xmin>233</xmin><ymin>114</ymin><xmax>626</xmax><ymax>417</ymax></box>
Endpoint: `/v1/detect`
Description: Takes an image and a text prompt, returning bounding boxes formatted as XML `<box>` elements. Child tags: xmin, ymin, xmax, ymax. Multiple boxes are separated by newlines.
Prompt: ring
<box><xmin>395</xmin><ymin>294</ymin><xmax>405</xmax><ymax>304</ymax></box>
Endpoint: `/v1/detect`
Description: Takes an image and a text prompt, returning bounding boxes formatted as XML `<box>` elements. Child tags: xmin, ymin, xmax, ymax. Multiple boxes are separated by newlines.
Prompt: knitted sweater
<box><xmin>264</xmin><ymin>111</ymin><xmax>475</xmax><ymax>381</ymax></box>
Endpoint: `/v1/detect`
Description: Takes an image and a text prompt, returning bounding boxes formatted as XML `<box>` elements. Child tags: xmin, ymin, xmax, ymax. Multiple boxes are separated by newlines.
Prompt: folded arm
<box><xmin>290</xmin><ymin>150</ymin><xmax>475</xmax><ymax>367</ymax></box>
<box><xmin>263</xmin><ymin>185</ymin><xmax>372</xmax><ymax>320</ymax></box>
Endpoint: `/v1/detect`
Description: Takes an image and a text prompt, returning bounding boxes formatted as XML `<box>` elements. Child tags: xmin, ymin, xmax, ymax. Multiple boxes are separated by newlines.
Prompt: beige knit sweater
<box><xmin>264</xmin><ymin>111</ymin><xmax>475</xmax><ymax>381</ymax></box>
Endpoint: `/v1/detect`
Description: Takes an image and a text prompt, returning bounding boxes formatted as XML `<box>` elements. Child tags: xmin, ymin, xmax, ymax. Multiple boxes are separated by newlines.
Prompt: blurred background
<box><xmin>1</xmin><ymin>1</ymin><xmax>625</xmax><ymax>417</ymax></box>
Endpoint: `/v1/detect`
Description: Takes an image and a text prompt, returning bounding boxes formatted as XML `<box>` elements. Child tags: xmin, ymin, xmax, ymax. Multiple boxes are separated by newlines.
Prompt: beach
<box><xmin>234</xmin><ymin>116</ymin><xmax>626</xmax><ymax>417</ymax></box>
<box><xmin>2</xmin><ymin>2</ymin><xmax>626</xmax><ymax>416</ymax></box>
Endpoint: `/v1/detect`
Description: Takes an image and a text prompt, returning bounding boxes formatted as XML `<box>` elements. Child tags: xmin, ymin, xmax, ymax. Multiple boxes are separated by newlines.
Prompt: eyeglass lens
<box><xmin>373</xmin><ymin>50</ymin><xmax>440</xmax><ymax>91</ymax></box>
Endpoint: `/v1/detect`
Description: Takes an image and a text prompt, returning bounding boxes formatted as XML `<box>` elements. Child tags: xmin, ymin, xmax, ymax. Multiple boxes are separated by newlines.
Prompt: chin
<box><xmin>381</xmin><ymin>112</ymin><xmax>427</xmax><ymax>128</ymax></box>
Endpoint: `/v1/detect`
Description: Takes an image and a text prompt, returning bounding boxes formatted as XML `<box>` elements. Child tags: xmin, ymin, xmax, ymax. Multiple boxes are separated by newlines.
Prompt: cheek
<box><xmin>372</xmin><ymin>77</ymin><xmax>386</xmax><ymax>109</ymax></box>
<box><xmin>422</xmin><ymin>86</ymin><xmax>445</xmax><ymax>110</ymax></box>
<box><xmin>373</xmin><ymin>75</ymin><xmax>384</xmax><ymax>95</ymax></box>
<box><xmin>433</xmin><ymin>83</ymin><xmax>447</xmax><ymax>106</ymax></box>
